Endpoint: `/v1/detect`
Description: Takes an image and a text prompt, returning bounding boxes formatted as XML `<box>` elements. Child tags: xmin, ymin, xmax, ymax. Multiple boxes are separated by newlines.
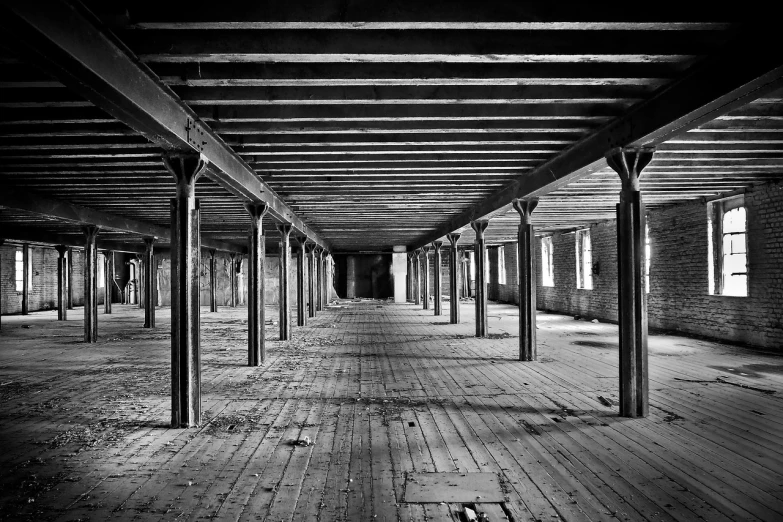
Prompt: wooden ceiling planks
<box><xmin>0</xmin><ymin>2</ymin><xmax>781</xmax><ymax>251</ymax></box>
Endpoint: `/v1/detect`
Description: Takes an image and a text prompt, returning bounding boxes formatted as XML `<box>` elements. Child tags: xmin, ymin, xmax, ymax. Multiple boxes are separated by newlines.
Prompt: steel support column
<box><xmin>422</xmin><ymin>245</ymin><xmax>431</xmax><ymax>310</ymax></box>
<box><xmin>143</xmin><ymin>238</ymin><xmax>156</xmax><ymax>328</ymax></box>
<box><xmin>433</xmin><ymin>241</ymin><xmax>443</xmax><ymax>315</ymax></box>
<box><xmin>138</xmin><ymin>254</ymin><xmax>145</xmax><ymax>309</ymax></box>
<box><xmin>164</xmin><ymin>153</ymin><xmax>206</xmax><ymax>428</ymax></box>
<box><xmin>246</xmin><ymin>203</ymin><xmax>268</xmax><ymax>366</ymax></box>
<box><xmin>103</xmin><ymin>250</ymin><xmax>113</xmax><ymax>314</ymax></box>
<box><xmin>209</xmin><ymin>249</ymin><xmax>218</xmax><ymax>313</ymax></box>
<box><xmin>277</xmin><ymin>223</ymin><xmax>293</xmax><ymax>341</ymax></box>
<box><xmin>83</xmin><ymin>226</ymin><xmax>99</xmax><ymax>342</ymax></box>
<box><xmin>471</xmin><ymin>220</ymin><xmax>489</xmax><ymax>337</ymax></box>
<box><xmin>512</xmin><ymin>198</ymin><xmax>539</xmax><ymax>361</ymax></box>
<box><xmin>56</xmin><ymin>245</ymin><xmax>68</xmax><ymax>321</ymax></box>
<box><xmin>306</xmin><ymin>242</ymin><xmax>317</xmax><ymax>317</ymax></box>
<box><xmin>447</xmin><ymin>233</ymin><xmax>461</xmax><ymax>324</ymax></box>
<box><xmin>295</xmin><ymin>235</ymin><xmax>307</xmax><ymax>327</ymax></box>
<box><xmin>607</xmin><ymin>147</ymin><xmax>654</xmax><ymax>418</ymax></box>
<box><xmin>235</xmin><ymin>255</ymin><xmax>244</xmax><ymax>306</ymax></box>
<box><xmin>461</xmin><ymin>249</ymin><xmax>470</xmax><ymax>298</ymax></box>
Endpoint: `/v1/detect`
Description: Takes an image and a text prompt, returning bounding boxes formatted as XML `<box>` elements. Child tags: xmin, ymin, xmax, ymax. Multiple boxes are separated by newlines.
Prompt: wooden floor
<box><xmin>1</xmin><ymin>300</ymin><xmax>782</xmax><ymax>521</ymax></box>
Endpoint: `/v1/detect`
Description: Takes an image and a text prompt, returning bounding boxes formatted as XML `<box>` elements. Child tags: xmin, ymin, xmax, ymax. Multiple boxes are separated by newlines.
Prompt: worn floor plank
<box><xmin>1</xmin><ymin>301</ymin><xmax>782</xmax><ymax>521</ymax></box>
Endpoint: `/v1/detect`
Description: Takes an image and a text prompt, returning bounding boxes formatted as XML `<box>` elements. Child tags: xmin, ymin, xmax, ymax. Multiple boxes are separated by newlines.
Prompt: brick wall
<box><xmin>1</xmin><ymin>245</ymin><xmax>91</xmax><ymax>315</ymax></box>
<box><xmin>487</xmin><ymin>180</ymin><xmax>783</xmax><ymax>350</ymax></box>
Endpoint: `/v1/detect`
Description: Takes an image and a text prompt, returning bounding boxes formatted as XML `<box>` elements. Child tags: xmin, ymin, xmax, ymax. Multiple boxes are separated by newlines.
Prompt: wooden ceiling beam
<box><xmin>411</xmin><ymin>28</ymin><xmax>783</xmax><ymax>248</ymax></box>
<box><xmin>2</xmin><ymin>0</ymin><xmax>328</xmax><ymax>249</ymax></box>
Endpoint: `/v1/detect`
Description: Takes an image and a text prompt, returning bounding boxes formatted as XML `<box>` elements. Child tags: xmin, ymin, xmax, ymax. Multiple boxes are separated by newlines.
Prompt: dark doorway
<box><xmin>334</xmin><ymin>254</ymin><xmax>393</xmax><ymax>299</ymax></box>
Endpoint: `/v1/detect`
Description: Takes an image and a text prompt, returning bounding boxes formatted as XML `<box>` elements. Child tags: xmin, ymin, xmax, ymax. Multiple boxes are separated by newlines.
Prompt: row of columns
<box><xmin>407</xmin><ymin>147</ymin><xmax>651</xmax><ymax>418</ymax></box>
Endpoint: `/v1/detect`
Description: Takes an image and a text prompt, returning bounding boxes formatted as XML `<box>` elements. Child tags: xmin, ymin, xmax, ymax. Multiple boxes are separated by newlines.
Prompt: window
<box><xmin>498</xmin><ymin>246</ymin><xmax>506</xmax><ymax>284</ymax></box>
<box><xmin>15</xmin><ymin>248</ymin><xmax>23</xmax><ymax>292</ymax></box>
<box><xmin>708</xmin><ymin>196</ymin><xmax>748</xmax><ymax>297</ymax></box>
<box><xmin>645</xmin><ymin>222</ymin><xmax>651</xmax><ymax>294</ymax></box>
<box><xmin>469</xmin><ymin>251</ymin><xmax>475</xmax><ymax>280</ymax></box>
<box><xmin>722</xmin><ymin>206</ymin><xmax>747</xmax><ymax>296</ymax></box>
<box><xmin>576</xmin><ymin>229</ymin><xmax>593</xmax><ymax>290</ymax></box>
<box><xmin>98</xmin><ymin>253</ymin><xmax>105</xmax><ymax>288</ymax></box>
<box><xmin>541</xmin><ymin>236</ymin><xmax>554</xmax><ymax>287</ymax></box>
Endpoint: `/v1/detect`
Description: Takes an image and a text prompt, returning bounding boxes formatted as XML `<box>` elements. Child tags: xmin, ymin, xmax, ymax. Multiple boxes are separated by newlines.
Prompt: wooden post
<box><xmin>422</xmin><ymin>244</ymin><xmax>431</xmax><ymax>310</ymax></box>
<box><xmin>164</xmin><ymin>153</ymin><xmax>206</xmax><ymax>428</ymax></box>
<box><xmin>413</xmin><ymin>249</ymin><xmax>422</xmax><ymax>305</ymax></box>
<box><xmin>83</xmin><ymin>226</ymin><xmax>99</xmax><ymax>342</ymax></box>
<box><xmin>277</xmin><ymin>223</ymin><xmax>293</xmax><ymax>341</ymax></box>
<box><xmin>56</xmin><ymin>245</ymin><xmax>68</xmax><ymax>321</ymax></box>
<box><xmin>433</xmin><ymin>241</ymin><xmax>443</xmax><ymax>315</ymax></box>
<box><xmin>295</xmin><ymin>235</ymin><xmax>308</xmax><ymax>327</ymax></box>
<box><xmin>143</xmin><ymin>237</ymin><xmax>156</xmax><ymax>328</ymax></box>
<box><xmin>66</xmin><ymin>247</ymin><xmax>74</xmax><ymax>310</ymax></box>
<box><xmin>606</xmin><ymin>146</ymin><xmax>654</xmax><ymax>418</ymax></box>
<box><xmin>209</xmin><ymin>249</ymin><xmax>218</xmax><ymax>313</ymax></box>
<box><xmin>306</xmin><ymin>242</ymin><xmax>317</xmax><ymax>317</ymax></box>
<box><xmin>103</xmin><ymin>250</ymin><xmax>113</xmax><ymax>314</ymax></box>
<box><xmin>21</xmin><ymin>243</ymin><xmax>29</xmax><ymax>315</ymax></box>
<box><xmin>447</xmin><ymin>233</ymin><xmax>461</xmax><ymax>324</ymax></box>
<box><xmin>512</xmin><ymin>198</ymin><xmax>539</xmax><ymax>361</ymax></box>
<box><xmin>471</xmin><ymin>220</ymin><xmax>489</xmax><ymax>337</ymax></box>
<box><xmin>229</xmin><ymin>253</ymin><xmax>237</xmax><ymax>308</ymax></box>
<box><xmin>246</xmin><ymin>203</ymin><xmax>268</xmax><ymax>366</ymax></box>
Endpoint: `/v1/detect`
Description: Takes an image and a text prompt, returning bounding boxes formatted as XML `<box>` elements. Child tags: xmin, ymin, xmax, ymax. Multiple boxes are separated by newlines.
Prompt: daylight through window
<box><xmin>541</xmin><ymin>236</ymin><xmax>554</xmax><ymax>287</ymax></box>
<box><xmin>576</xmin><ymin>229</ymin><xmax>592</xmax><ymax>290</ymax></box>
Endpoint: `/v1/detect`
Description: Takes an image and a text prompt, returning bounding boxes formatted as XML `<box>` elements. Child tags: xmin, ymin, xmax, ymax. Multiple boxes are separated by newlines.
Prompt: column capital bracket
<box><xmin>605</xmin><ymin>146</ymin><xmax>656</xmax><ymax>191</ymax></box>
<box><xmin>470</xmin><ymin>220</ymin><xmax>489</xmax><ymax>239</ymax></box>
<box><xmin>162</xmin><ymin>152</ymin><xmax>208</xmax><ymax>185</ymax></box>
<box><xmin>512</xmin><ymin>197</ymin><xmax>539</xmax><ymax>226</ymax></box>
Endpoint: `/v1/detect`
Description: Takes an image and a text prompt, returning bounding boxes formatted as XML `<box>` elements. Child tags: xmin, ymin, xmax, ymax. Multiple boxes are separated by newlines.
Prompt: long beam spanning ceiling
<box><xmin>1</xmin><ymin>2</ymin><xmax>782</xmax><ymax>252</ymax></box>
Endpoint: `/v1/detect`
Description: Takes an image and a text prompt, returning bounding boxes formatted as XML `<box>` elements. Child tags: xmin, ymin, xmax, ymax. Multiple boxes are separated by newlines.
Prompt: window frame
<box><xmin>541</xmin><ymin>236</ymin><xmax>554</xmax><ymax>287</ymax></box>
<box><xmin>498</xmin><ymin>245</ymin><xmax>506</xmax><ymax>285</ymax></box>
<box><xmin>575</xmin><ymin>229</ymin><xmax>593</xmax><ymax>290</ymax></box>
<box><xmin>15</xmin><ymin>247</ymin><xmax>24</xmax><ymax>292</ymax></box>
<box><xmin>708</xmin><ymin>195</ymin><xmax>748</xmax><ymax>297</ymax></box>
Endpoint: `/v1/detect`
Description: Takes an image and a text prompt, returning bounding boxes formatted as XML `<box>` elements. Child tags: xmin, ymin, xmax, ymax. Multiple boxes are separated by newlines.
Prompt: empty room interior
<box><xmin>1</xmin><ymin>2</ymin><xmax>782</xmax><ymax>521</ymax></box>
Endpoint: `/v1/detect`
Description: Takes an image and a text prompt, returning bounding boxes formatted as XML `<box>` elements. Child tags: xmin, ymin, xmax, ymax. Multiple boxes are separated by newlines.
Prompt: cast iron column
<box><xmin>103</xmin><ymin>250</ymin><xmax>113</xmax><ymax>314</ymax></box>
<box><xmin>321</xmin><ymin>252</ymin><xmax>329</xmax><ymax>308</ymax></box>
<box><xmin>413</xmin><ymin>249</ymin><xmax>422</xmax><ymax>305</ymax></box>
<box><xmin>235</xmin><ymin>255</ymin><xmax>244</xmax><ymax>306</ymax></box>
<box><xmin>607</xmin><ymin>146</ymin><xmax>654</xmax><ymax>418</ymax></box>
<box><xmin>0</xmin><ymin>240</ymin><xmax>3</xmax><ymax>330</ymax></box>
<box><xmin>447</xmin><ymin>233</ymin><xmax>461</xmax><ymax>324</ymax></box>
<box><xmin>164</xmin><ymin>153</ymin><xmax>206</xmax><ymax>428</ymax></box>
<box><xmin>406</xmin><ymin>252</ymin><xmax>414</xmax><ymax>302</ymax></box>
<box><xmin>246</xmin><ymin>203</ymin><xmax>268</xmax><ymax>366</ymax></box>
<box><xmin>315</xmin><ymin>247</ymin><xmax>323</xmax><ymax>312</ymax></box>
<box><xmin>471</xmin><ymin>220</ymin><xmax>489</xmax><ymax>337</ymax></box>
<box><xmin>306</xmin><ymin>242</ymin><xmax>317</xmax><ymax>317</ymax></box>
<box><xmin>143</xmin><ymin>237</ymin><xmax>156</xmax><ymax>328</ymax></box>
<box><xmin>83</xmin><ymin>226</ymin><xmax>99</xmax><ymax>342</ymax></box>
<box><xmin>56</xmin><ymin>245</ymin><xmax>68</xmax><ymax>321</ymax></box>
<box><xmin>422</xmin><ymin>244</ymin><xmax>431</xmax><ymax>310</ymax></box>
<box><xmin>229</xmin><ymin>253</ymin><xmax>237</xmax><ymax>307</ymax></box>
<box><xmin>209</xmin><ymin>249</ymin><xmax>218</xmax><ymax>313</ymax></box>
<box><xmin>137</xmin><ymin>254</ymin><xmax>145</xmax><ymax>309</ymax></box>
<box><xmin>461</xmin><ymin>249</ymin><xmax>470</xmax><ymax>298</ymax></box>
<box><xmin>513</xmin><ymin>198</ymin><xmax>539</xmax><ymax>361</ymax></box>
<box><xmin>277</xmin><ymin>223</ymin><xmax>293</xmax><ymax>341</ymax></box>
<box><xmin>66</xmin><ymin>247</ymin><xmax>74</xmax><ymax>309</ymax></box>
<box><xmin>295</xmin><ymin>235</ymin><xmax>307</xmax><ymax>327</ymax></box>
<box><xmin>22</xmin><ymin>244</ymin><xmax>29</xmax><ymax>315</ymax></box>
<box><xmin>433</xmin><ymin>241</ymin><xmax>443</xmax><ymax>315</ymax></box>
